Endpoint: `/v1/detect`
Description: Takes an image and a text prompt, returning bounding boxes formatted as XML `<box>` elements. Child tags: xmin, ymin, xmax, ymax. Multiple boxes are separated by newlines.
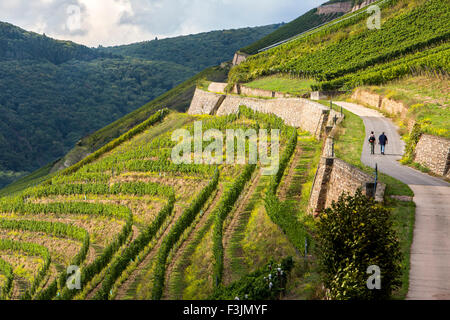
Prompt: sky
<box><xmin>0</xmin><ymin>0</ymin><xmax>327</xmax><ymax>47</ymax></box>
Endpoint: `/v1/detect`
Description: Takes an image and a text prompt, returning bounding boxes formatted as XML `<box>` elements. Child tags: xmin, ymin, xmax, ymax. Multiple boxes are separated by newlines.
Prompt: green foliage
<box><xmin>317</xmin><ymin>190</ymin><xmax>402</xmax><ymax>300</ymax></box>
<box><xmin>264</xmin><ymin>194</ymin><xmax>311</xmax><ymax>252</ymax></box>
<box><xmin>0</xmin><ymin>163</ymin><xmax>55</xmax><ymax>198</ymax></box>
<box><xmin>59</xmin><ymin>213</ymin><xmax>133</xmax><ymax>300</ymax></box>
<box><xmin>240</xmin><ymin>7</ymin><xmax>344</xmax><ymax>54</ymax></box>
<box><xmin>0</xmin><ymin>199</ymin><xmax>132</xmax><ymax>221</ymax></box>
<box><xmin>263</xmin><ymin>128</ymin><xmax>313</xmax><ymax>253</ymax></box>
<box><xmin>245</xmin><ymin>76</ymin><xmax>317</xmax><ymax>96</ymax></box>
<box><xmin>0</xmin><ymin>22</ymin><xmax>279</xmax><ymax>188</ymax></box>
<box><xmin>402</xmin><ymin>122</ymin><xmax>423</xmax><ymax>164</ymax></box>
<box><xmin>238</xmin><ymin>105</ymin><xmax>311</xmax><ymax>252</ymax></box>
<box><xmin>268</xmin><ymin>130</ymin><xmax>297</xmax><ymax>195</ymax></box>
<box><xmin>0</xmin><ymin>194</ymin><xmax>133</xmax><ymax>300</ymax></box>
<box><xmin>151</xmin><ymin>169</ymin><xmax>220</xmax><ymax>300</ymax></box>
<box><xmin>0</xmin><ymin>59</ymin><xmax>192</xmax><ymax>178</ymax></box>
<box><xmin>25</xmin><ymin>181</ymin><xmax>173</xmax><ymax>198</ymax></box>
<box><xmin>0</xmin><ymin>239</ymin><xmax>51</xmax><ymax>299</ymax></box>
<box><xmin>0</xmin><ymin>219</ymin><xmax>89</xmax><ymax>260</ymax></box>
<box><xmin>94</xmin><ymin>194</ymin><xmax>176</xmax><ymax>300</ymax></box>
<box><xmin>212</xmin><ymin>164</ymin><xmax>256</xmax><ymax>288</ymax></box>
<box><xmin>230</xmin><ymin>0</ymin><xmax>449</xmax><ymax>87</ymax></box>
<box><xmin>316</xmin><ymin>43</ymin><xmax>450</xmax><ymax>90</ymax></box>
<box><xmin>0</xmin><ymin>218</ymin><xmax>90</xmax><ymax>293</ymax></box>
<box><xmin>210</xmin><ymin>257</ymin><xmax>294</xmax><ymax>300</ymax></box>
<box><xmin>61</xmin><ymin>109</ymin><xmax>168</xmax><ymax>176</ymax></box>
<box><xmin>408</xmin><ymin>103</ymin><xmax>450</xmax><ymax>138</ymax></box>
<box><xmin>0</xmin><ymin>257</ymin><xmax>13</xmax><ymax>300</ymax></box>
<box><xmin>101</xmin><ymin>25</ymin><xmax>281</xmax><ymax>70</ymax></box>
<box><xmin>34</xmin><ymin>279</ymin><xmax>58</xmax><ymax>300</ymax></box>
<box><xmin>0</xmin><ymin>21</ymin><xmax>107</xmax><ymax>63</ymax></box>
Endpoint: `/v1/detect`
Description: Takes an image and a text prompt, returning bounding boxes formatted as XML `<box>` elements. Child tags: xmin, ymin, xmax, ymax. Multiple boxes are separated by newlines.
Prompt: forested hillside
<box><xmin>99</xmin><ymin>24</ymin><xmax>282</xmax><ymax>70</ymax></box>
<box><xmin>0</xmin><ymin>21</ymin><xmax>109</xmax><ymax>63</ymax></box>
<box><xmin>0</xmin><ymin>22</ymin><xmax>280</xmax><ymax>189</ymax></box>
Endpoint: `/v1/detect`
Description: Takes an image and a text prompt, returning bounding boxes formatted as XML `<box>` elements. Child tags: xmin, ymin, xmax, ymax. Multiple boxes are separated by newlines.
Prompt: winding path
<box><xmin>335</xmin><ymin>101</ymin><xmax>450</xmax><ymax>300</ymax></box>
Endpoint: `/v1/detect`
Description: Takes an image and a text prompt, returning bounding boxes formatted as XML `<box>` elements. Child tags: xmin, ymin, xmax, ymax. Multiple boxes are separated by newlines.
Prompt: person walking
<box><xmin>368</xmin><ymin>131</ymin><xmax>376</xmax><ymax>155</ymax></box>
<box><xmin>379</xmin><ymin>132</ymin><xmax>388</xmax><ymax>155</ymax></box>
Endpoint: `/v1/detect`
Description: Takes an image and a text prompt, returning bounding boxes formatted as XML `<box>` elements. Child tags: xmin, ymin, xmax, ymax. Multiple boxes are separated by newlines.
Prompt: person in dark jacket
<box><xmin>379</xmin><ymin>132</ymin><xmax>388</xmax><ymax>155</ymax></box>
<box><xmin>368</xmin><ymin>131</ymin><xmax>376</xmax><ymax>155</ymax></box>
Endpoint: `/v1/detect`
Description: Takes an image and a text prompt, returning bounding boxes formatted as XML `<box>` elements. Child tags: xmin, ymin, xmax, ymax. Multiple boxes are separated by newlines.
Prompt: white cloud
<box><xmin>0</xmin><ymin>0</ymin><xmax>326</xmax><ymax>47</ymax></box>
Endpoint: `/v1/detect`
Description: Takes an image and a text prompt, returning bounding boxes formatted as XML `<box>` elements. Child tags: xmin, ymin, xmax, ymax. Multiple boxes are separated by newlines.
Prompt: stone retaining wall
<box><xmin>415</xmin><ymin>134</ymin><xmax>450</xmax><ymax>178</ymax></box>
<box><xmin>309</xmin><ymin>156</ymin><xmax>385</xmax><ymax>215</ymax></box>
<box><xmin>351</xmin><ymin>0</ymin><xmax>378</xmax><ymax>12</ymax></box>
<box><xmin>216</xmin><ymin>94</ymin><xmax>329</xmax><ymax>139</ymax></box>
<box><xmin>208</xmin><ymin>82</ymin><xmax>228</xmax><ymax>94</ymax></box>
<box><xmin>232</xmin><ymin>84</ymin><xmax>291</xmax><ymax>98</ymax></box>
<box><xmin>188</xmin><ymin>88</ymin><xmax>329</xmax><ymax>139</ymax></box>
<box><xmin>326</xmin><ymin>158</ymin><xmax>385</xmax><ymax>208</ymax></box>
<box><xmin>187</xmin><ymin>89</ymin><xmax>225</xmax><ymax>115</ymax></box>
<box><xmin>232</xmin><ymin>52</ymin><xmax>249</xmax><ymax>66</ymax></box>
<box><xmin>317</xmin><ymin>1</ymin><xmax>352</xmax><ymax>14</ymax></box>
<box><xmin>310</xmin><ymin>91</ymin><xmax>346</xmax><ymax>101</ymax></box>
<box><xmin>352</xmin><ymin>88</ymin><xmax>409</xmax><ymax>118</ymax></box>
<box><xmin>308</xmin><ymin>112</ymin><xmax>385</xmax><ymax>215</ymax></box>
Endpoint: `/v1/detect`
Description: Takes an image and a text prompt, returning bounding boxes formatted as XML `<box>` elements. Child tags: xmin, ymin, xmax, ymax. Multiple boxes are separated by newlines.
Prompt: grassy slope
<box><xmin>245</xmin><ymin>76</ymin><xmax>317</xmax><ymax>96</ymax></box>
<box><xmin>0</xmin><ymin>65</ymin><xmax>229</xmax><ymax>197</ymax></box>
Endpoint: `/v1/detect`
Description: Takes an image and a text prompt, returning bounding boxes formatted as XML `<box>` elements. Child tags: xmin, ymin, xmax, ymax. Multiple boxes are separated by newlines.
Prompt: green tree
<box><xmin>317</xmin><ymin>190</ymin><xmax>402</xmax><ymax>300</ymax></box>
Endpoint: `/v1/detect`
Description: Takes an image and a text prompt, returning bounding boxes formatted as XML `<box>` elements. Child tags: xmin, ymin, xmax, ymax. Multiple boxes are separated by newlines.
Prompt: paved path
<box><xmin>335</xmin><ymin>102</ymin><xmax>450</xmax><ymax>300</ymax></box>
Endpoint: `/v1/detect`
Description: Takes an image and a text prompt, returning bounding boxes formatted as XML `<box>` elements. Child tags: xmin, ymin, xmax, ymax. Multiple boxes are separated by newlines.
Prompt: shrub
<box><xmin>316</xmin><ymin>190</ymin><xmax>402</xmax><ymax>300</ymax></box>
<box><xmin>0</xmin><ymin>258</ymin><xmax>13</xmax><ymax>299</ymax></box>
<box><xmin>210</xmin><ymin>257</ymin><xmax>294</xmax><ymax>300</ymax></box>
<box><xmin>401</xmin><ymin>122</ymin><xmax>422</xmax><ymax>164</ymax></box>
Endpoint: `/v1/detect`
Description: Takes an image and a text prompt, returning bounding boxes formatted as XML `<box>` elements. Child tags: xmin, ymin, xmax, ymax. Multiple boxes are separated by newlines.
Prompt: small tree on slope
<box><xmin>317</xmin><ymin>190</ymin><xmax>402</xmax><ymax>300</ymax></box>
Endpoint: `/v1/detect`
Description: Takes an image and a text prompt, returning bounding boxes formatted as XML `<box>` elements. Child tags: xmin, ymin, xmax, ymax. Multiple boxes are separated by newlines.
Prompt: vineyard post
<box><xmin>374</xmin><ymin>163</ymin><xmax>378</xmax><ymax>196</ymax></box>
<box><xmin>304</xmin><ymin>236</ymin><xmax>308</xmax><ymax>257</ymax></box>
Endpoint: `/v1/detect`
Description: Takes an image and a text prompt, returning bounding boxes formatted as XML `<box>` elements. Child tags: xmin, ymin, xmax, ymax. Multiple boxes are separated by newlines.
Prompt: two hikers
<box><xmin>368</xmin><ymin>132</ymin><xmax>388</xmax><ymax>155</ymax></box>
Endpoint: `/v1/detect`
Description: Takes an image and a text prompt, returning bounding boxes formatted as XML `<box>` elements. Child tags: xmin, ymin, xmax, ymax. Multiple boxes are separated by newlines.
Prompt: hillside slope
<box><xmin>239</xmin><ymin>0</ymin><xmax>369</xmax><ymax>54</ymax></box>
<box><xmin>0</xmin><ymin>65</ymin><xmax>229</xmax><ymax>196</ymax></box>
<box><xmin>0</xmin><ymin>21</ymin><xmax>108</xmax><ymax>63</ymax></box>
<box><xmin>100</xmin><ymin>24</ymin><xmax>281</xmax><ymax>70</ymax></box>
<box><xmin>230</xmin><ymin>0</ymin><xmax>449</xmax><ymax>88</ymax></box>
<box><xmin>0</xmin><ymin>22</ymin><xmax>279</xmax><ymax>189</ymax></box>
<box><xmin>0</xmin><ymin>107</ymin><xmax>315</xmax><ymax>301</ymax></box>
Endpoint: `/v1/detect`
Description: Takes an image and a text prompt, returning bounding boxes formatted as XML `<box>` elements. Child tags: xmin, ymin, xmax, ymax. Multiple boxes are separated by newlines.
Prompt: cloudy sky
<box><xmin>0</xmin><ymin>0</ymin><xmax>327</xmax><ymax>47</ymax></box>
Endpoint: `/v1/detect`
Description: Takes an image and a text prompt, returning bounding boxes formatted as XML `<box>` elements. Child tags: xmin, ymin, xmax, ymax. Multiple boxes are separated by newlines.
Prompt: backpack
<box><xmin>369</xmin><ymin>136</ymin><xmax>375</xmax><ymax>143</ymax></box>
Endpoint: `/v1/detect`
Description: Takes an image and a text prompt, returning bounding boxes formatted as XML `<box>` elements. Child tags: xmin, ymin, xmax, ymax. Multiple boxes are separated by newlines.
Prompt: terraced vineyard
<box><xmin>0</xmin><ymin>106</ymin><xmax>320</xmax><ymax>300</ymax></box>
<box><xmin>230</xmin><ymin>0</ymin><xmax>450</xmax><ymax>90</ymax></box>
